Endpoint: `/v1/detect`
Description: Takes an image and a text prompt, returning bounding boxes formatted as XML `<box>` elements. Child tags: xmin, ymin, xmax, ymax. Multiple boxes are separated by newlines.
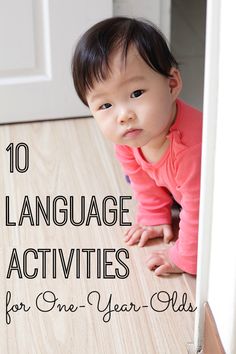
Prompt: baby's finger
<box><xmin>123</xmin><ymin>228</ymin><xmax>131</xmax><ymax>237</ymax></box>
<box><xmin>139</xmin><ymin>227</ymin><xmax>164</xmax><ymax>247</ymax></box>
<box><xmin>163</xmin><ymin>227</ymin><xmax>174</xmax><ymax>243</ymax></box>
<box><xmin>123</xmin><ymin>225</ymin><xmax>135</xmax><ymax>237</ymax></box>
<box><xmin>154</xmin><ymin>263</ymin><xmax>172</xmax><ymax>276</ymax></box>
<box><xmin>124</xmin><ymin>224</ymin><xmax>140</xmax><ymax>238</ymax></box>
<box><xmin>146</xmin><ymin>255</ymin><xmax>163</xmax><ymax>270</ymax></box>
<box><xmin>126</xmin><ymin>229</ymin><xmax>143</xmax><ymax>245</ymax></box>
<box><xmin>124</xmin><ymin>225</ymin><xmax>140</xmax><ymax>241</ymax></box>
<box><xmin>138</xmin><ymin>230</ymin><xmax>152</xmax><ymax>247</ymax></box>
<box><xmin>124</xmin><ymin>234</ymin><xmax>132</xmax><ymax>243</ymax></box>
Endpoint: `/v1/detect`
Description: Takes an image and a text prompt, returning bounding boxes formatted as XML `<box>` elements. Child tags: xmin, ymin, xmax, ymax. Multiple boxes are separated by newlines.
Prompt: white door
<box><xmin>0</xmin><ymin>0</ymin><xmax>112</xmax><ymax>123</ymax></box>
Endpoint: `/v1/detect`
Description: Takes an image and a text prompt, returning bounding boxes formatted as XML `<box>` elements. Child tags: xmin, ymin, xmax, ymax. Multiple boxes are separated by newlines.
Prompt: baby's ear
<box><xmin>168</xmin><ymin>67</ymin><xmax>182</xmax><ymax>99</ymax></box>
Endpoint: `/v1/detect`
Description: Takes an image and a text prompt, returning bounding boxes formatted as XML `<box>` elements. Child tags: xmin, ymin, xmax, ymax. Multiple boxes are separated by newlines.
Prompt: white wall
<box><xmin>113</xmin><ymin>0</ymin><xmax>171</xmax><ymax>40</ymax></box>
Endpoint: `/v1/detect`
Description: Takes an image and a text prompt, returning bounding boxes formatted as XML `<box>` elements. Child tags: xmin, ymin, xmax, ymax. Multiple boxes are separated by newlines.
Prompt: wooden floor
<box><xmin>0</xmin><ymin>117</ymin><xmax>196</xmax><ymax>354</ymax></box>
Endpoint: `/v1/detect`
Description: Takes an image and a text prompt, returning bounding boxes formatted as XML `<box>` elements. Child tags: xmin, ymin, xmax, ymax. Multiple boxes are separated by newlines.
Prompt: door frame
<box><xmin>194</xmin><ymin>0</ymin><xmax>236</xmax><ymax>352</ymax></box>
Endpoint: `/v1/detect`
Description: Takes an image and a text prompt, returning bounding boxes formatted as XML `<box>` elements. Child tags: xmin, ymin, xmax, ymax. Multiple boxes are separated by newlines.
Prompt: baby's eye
<box><xmin>99</xmin><ymin>103</ymin><xmax>112</xmax><ymax>110</ymax></box>
<box><xmin>130</xmin><ymin>90</ymin><xmax>144</xmax><ymax>98</ymax></box>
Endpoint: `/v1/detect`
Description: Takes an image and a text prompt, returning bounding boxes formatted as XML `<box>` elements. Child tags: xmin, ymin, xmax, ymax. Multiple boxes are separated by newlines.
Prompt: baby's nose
<box><xmin>117</xmin><ymin>110</ymin><xmax>136</xmax><ymax>125</ymax></box>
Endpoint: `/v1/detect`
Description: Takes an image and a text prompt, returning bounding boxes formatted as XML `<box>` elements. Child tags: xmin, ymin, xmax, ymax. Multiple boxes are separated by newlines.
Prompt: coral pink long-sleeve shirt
<box><xmin>115</xmin><ymin>99</ymin><xmax>202</xmax><ymax>275</ymax></box>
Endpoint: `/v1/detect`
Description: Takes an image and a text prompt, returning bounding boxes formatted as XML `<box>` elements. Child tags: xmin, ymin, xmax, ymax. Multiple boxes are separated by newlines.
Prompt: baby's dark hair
<box><xmin>72</xmin><ymin>16</ymin><xmax>179</xmax><ymax>106</ymax></box>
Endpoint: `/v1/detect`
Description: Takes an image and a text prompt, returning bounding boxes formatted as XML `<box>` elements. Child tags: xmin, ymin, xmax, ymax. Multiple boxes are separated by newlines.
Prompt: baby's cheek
<box><xmin>101</xmin><ymin>122</ymin><xmax>117</xmax><ymax>141</ymax></box>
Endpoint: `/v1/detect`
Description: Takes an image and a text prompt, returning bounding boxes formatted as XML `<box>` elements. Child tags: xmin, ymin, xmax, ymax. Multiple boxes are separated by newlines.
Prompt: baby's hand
<box><xmin>124</xmin><ymin>224</ymin><xmax>174</xmax><ymax>247</ymax></box>
<box><xmin>146</xmin><ymin>248</ymin><xmax>183</xmax><ymax>276</ymax></box>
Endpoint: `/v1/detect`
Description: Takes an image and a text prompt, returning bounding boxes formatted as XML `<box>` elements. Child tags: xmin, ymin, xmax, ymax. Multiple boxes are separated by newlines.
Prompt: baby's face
<box><xmin>86</xmin><ymin>46</ymin><xmax>182</xmax><ymax>148</ymax></box>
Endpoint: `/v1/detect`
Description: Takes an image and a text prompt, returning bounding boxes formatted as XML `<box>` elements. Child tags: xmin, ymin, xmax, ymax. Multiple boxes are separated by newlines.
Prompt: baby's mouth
<box><xmin>123</xmin><ymin>128</ymin><xmax>143</xmax><ymax>138</ymax></box>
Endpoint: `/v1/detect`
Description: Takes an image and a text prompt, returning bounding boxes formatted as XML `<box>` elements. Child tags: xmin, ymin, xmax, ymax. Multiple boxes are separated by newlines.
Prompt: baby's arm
<box><xmin>165</xmin><ymin>143</ymin><xmax>201</xmax><ymax>275</ymax></box>
<box><xmin>115</xmin><ymin>144</ymin><xmax>174</xmax><ymax>238</ymax></box>
<box><xmin>145</xmin><ymin>144</ymin><xmax>201</xmax><ymax>276</ymax></box>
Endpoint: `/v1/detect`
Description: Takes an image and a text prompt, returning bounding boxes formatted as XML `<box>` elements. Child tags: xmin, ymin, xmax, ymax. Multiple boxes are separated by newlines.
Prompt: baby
<box><xmin>72</xmin><ymin>17</ymin><xmax>202</xmax><ymax>276</ymax></box>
